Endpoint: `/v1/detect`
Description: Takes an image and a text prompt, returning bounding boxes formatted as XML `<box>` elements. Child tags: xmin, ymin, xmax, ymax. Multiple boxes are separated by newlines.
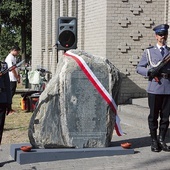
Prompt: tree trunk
<box><xmin>21</xmin><ymin>18</ymin><xmax>26</xmax><ymax>62</ymax></box>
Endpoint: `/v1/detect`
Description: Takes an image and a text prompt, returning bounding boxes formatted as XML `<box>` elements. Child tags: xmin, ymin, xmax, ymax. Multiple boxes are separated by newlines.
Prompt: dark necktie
<box><xmin>160</xmin><ymin>47</ymin><xmax>164</xmax><ymax>56</ymax></box>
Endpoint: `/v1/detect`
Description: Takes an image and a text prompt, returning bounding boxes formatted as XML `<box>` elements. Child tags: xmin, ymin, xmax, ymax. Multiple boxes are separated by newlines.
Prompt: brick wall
<box><xmin>105</xmin><ymin>0</ymin><xmax>167</xmax><ymax>103</ymax></box>
<box><xmin>32</xmin><ymin>0</ymin><xmax>169</xmax><ymax>104</ymax></box>
<box><xmin>82</xmin><ymin>0</ymin><xmax>107</xmax><ymax>57</ymax></box>
<box><xmin>32</xmin><ymin>0</ymin><xmax>43</xmax><ymax>70</ymax></box>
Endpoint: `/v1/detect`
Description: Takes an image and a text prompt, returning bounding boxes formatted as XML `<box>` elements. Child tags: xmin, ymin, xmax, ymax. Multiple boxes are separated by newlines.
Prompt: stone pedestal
<box><xmin>10</xmin><ymin>143</ymin><xmax>134</xmax><ymax>165</ymax></box>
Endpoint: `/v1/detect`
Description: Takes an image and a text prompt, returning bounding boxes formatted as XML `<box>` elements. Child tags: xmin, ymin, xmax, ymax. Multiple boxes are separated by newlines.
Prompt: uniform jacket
<box><xmin>136</xmin><ymin>45</ymin><xmax>170</xmax><ymax>94</ymax></box>
<box><xmin>0</xmin><ymin>61</ymin><xmax>12</xmax><ymax>104</ymax></box>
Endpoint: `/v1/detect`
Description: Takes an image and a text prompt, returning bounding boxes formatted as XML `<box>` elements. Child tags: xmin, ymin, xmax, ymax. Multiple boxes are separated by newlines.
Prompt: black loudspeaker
<box><xmin>56</xmin><ymin>17</ymin><xmax>77</xmax><ymax>50</ymax></box>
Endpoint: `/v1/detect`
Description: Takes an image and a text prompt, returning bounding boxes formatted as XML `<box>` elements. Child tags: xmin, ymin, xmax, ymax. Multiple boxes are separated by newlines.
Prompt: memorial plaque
<box><xmin>64</xmin><ymin>68</ymin><xmax>109</xmax><ymax>148</ymax></box>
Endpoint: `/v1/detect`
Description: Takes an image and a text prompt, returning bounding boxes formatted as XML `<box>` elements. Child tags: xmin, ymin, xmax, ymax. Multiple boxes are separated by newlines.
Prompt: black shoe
<box><xmin>151</xmin><ymin>140</ymin><xmax>161</xmax><ymax>152</ymax></box>
<box><xmin>158</xmin><ymin>141</ymin><xmax>170</xmax><ymax>152</ymax></box>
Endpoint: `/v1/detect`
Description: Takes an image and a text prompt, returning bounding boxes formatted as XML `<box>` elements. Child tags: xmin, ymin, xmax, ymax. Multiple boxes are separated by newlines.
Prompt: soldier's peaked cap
<box><xmin>153</xmin><ymin>24</ymin><xmax>169</xmax><ymax>33</ymax></box>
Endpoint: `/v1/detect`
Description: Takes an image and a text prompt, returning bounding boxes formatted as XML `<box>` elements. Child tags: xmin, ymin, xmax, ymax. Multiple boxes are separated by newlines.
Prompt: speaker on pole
<box><xmin>56</xmin><ymin>17</ymin><xmax>77</xmax><ymax>50</ymax></box>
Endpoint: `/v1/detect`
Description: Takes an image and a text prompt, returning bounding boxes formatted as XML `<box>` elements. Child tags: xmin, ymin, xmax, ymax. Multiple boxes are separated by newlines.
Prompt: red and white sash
<box><xmin>64</xmin><ymin>51</ymin><xmax>124</xmax><ymax>136</ymax></box>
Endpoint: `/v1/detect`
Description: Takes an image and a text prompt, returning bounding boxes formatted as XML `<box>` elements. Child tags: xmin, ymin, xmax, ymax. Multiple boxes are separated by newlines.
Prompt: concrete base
<box><xmin>10</xmin><ymin>143</ymin><xmax>134</xmax><ymax>165</ymax></box>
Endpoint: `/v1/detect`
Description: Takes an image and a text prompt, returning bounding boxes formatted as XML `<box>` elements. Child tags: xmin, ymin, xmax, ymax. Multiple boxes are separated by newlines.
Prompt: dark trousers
<box><xmin>10</xmin><ymin>81</ymin><xmax>17</xmax><ymax>98</ymax></box>
<box><xmin>0</xmin><ymin>104</ymin><xmax>6</xmax><ymax>144</ymax></box>
<box><xmin>148</xmin><ymin>93</ymin><xmax>170</xmax><ymax>132</ymax></box>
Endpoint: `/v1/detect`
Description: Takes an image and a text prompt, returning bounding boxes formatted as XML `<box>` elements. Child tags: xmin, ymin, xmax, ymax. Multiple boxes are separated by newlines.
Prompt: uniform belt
<box><xmin>160</xmin><ymin>73</ymin><xmax>170</xmax><ymax>79</ymax></box>
<box><xmin>0</xmin><ymin>88</ymin><xmax>6</xmax><ymax>92</ymax></box>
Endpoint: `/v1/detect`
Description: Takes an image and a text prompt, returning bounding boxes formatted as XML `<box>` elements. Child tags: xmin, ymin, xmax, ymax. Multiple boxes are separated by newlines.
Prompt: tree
<box><xmin>0</xmin><ymin>0</ymin><xmax>31</xmax><ymax>62</ymax></box>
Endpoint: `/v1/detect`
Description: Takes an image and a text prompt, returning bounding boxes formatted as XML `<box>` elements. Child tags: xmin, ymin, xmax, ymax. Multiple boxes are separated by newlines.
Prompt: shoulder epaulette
<box><xmin>0</xmin><ymin>61</ymin><xmax>8</xmax><ymax>70</ymax></box>
<box><xmin>166</xmin><ymin>46</ymin><xmax>170</xmax><ymax>50</ymax></box>
<box><xmin>146</xmin><ymin>46</ymin><xmax>154</xmax><ymax>49</ymax></box>
<box><xmin>1</xmin><ymin>61</ymin><xmax>6</xmax><ymax>64</ymax></box>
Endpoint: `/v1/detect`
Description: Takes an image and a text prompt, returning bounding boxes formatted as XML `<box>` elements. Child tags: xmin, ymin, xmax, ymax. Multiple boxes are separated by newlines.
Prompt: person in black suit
<box><xmin>0</xmin><ymin>61</ymin><xmax>12</xmax><ymax>146</ymax></box>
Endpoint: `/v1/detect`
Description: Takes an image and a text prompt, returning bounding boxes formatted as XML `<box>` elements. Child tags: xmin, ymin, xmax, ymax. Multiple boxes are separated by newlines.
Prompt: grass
<box><xmin>2</xmin><ymin>84</ymin><xmax>33</xmax><ymax>144</ymax></box>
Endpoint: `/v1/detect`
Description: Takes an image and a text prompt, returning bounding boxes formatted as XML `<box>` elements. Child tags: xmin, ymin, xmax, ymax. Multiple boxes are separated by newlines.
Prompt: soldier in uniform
<box><xmin>137</xmin><ymin>24</ymin><xmax>170</xmax><ymax>152</ymax></box>
<box><xmin>0</xmin><ymin>61</ymin><xmax>12</xmax><ymax>146</ymax></box>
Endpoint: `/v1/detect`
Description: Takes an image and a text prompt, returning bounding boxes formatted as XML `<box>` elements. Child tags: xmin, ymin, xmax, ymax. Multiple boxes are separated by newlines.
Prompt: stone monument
<box><xmin>28</xmin><ymin>50</ymin><xmax>121</xmax><ymax>149</ymax></box>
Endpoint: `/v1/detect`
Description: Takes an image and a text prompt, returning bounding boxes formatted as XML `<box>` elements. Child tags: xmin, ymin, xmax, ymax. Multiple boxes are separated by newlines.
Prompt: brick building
<box><xmin>32</xmin><ymin>0</ymin><xmax>170</xmax><ymax>104</ymax></box>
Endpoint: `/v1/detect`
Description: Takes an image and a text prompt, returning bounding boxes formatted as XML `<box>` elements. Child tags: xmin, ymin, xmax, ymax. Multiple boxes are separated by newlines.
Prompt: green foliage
<box><xmin>0</xmin><ymin>25</ymin><xmax>20</xmax><ymax>60</ymax></box>
<box><xmin>0</xmin><ymin>0</ymin><xmax>31</xmax><ymax>25</ymax></box>
<box><xmin>0</xmin><ymin>0</ymin><xmax>31</xmax><ymax>61</ymax></box>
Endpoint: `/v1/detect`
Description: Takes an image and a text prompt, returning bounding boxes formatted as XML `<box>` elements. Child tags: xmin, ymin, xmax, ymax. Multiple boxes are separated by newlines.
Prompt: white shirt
<box><xmin>156</xmin><ymin>44</ymin><xmax>166</xmax><ymax>52</ymax></box>
<box><xmin>5</xmin><ymin>53</ymin><xmax>18</xmax><ymax>82</ymax></box>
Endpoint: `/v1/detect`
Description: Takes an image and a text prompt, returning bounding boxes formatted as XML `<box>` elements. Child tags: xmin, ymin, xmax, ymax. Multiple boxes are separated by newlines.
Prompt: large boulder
<box><xmin>28</xmin><ymin>50</ymin><xmax>121</xmax><ymax>148</ymax></box>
